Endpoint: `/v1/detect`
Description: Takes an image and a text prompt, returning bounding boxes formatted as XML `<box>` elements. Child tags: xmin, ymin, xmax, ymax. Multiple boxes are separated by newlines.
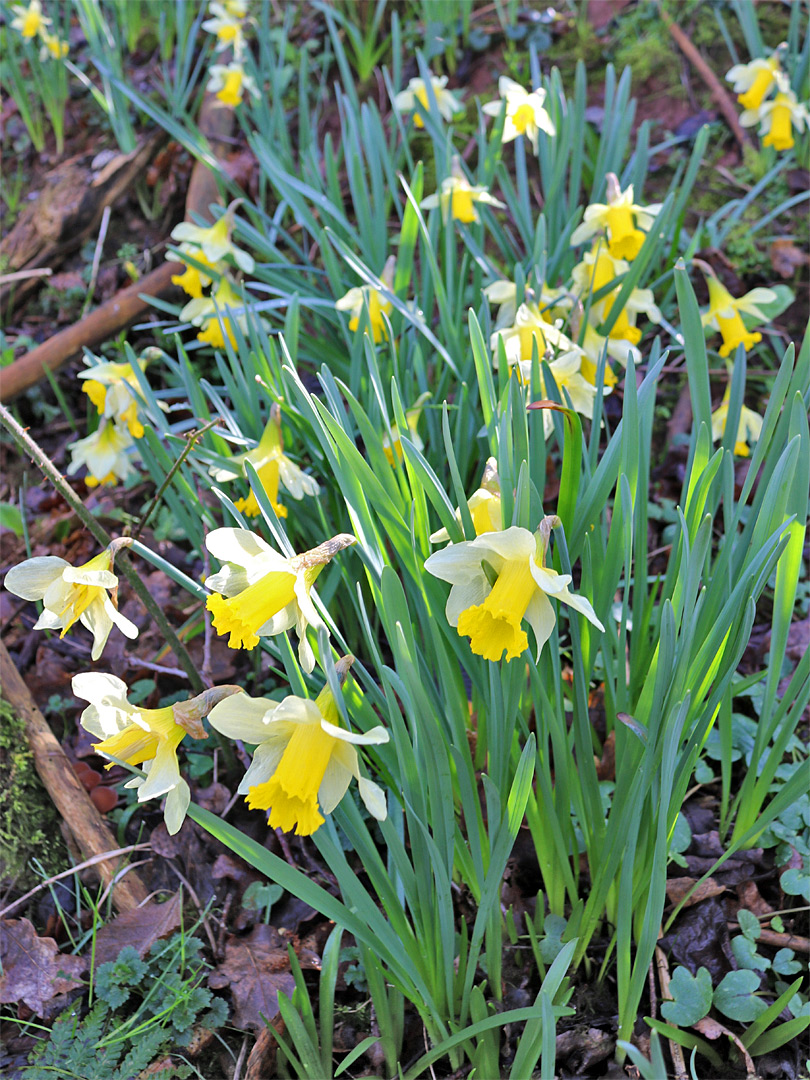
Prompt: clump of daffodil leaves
<box><xmin>5</xmin><ymin>6</ymin><xmax>808</xmax><ymax>1077</ymax></box>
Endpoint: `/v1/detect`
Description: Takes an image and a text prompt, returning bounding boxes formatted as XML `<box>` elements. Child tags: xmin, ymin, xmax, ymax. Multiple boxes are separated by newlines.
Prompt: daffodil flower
<box><xmin>421</xmin><ymin>174</ymin><xmax>505</xmax><ymax>225</ymax></box>
<box><xmin>170</xmin><ymin>203</ymin><xmax>254</xmax><ymax>274</ymax></box>
<box><xmin>430</xmin><ymin>457</ymin><xmax>502</xmax><ymax>543</ymax></box>
<box><xmin>201</xmin><ymin>2</ymin><xmax>246</xmax><ymax>54</ymax></box>
<box><xmin>167</xmin><ymin>243</ymin><xmax>223</xmax><ymax>299</ymax></box>
<box><xmin>4</xmin><ymin>542</ymin><xmax>138</xmax><ymax>660</ymax></box>
<box><xmin>181</xmin><ymin>277</ymin><xmax>252</xmax><ymax>349</ymax></box>
<box><xmin>205</xmin><ymin>529</ymin><xmax>355</xmax><ymax>670</ymax></box>
<box><xmin>67</xmin><ymin>419</ymin><xmax>136</xmax><ymax>488</ymax></box>
<box><xmin>10</xmin><ymin>0</ymin><xmax>50</xmax><ymax>39</ymax></box>
<box><xmin>579</xmin><ymin>324</ymin><xmax>624</xmax><ymax>387</ymax></box>
<box><xmin>39</xmin><ymin>29</ymin><xmax>68</xmax><ymax>59</ymax></box>
<box><xmin>711</xmin><ymin>385</ymin><xmax>764</xmax><ymax>458</ymax></box>
<box><xmin>701</xmin><ymin>276</ymin><xmax>776</xmax><ymax>358</ymax></box>
<box><xmin>335</xmin><ymin>256</ymin><xmax>395</xmax><ymax>344</ymax></box>
<box><xmin>207</xmin><ymin>61</ymin><xmax>259</xmax><ymax>108</ymax></box>
<box><xmin>482</xmin><ymin>76</ymin><xmax>556</xmax><ymax>150</ymax></box>
<box><xmin>382</xmin><ymin>392</ymin><xmax>430</xmax><ymax>465</ymax></box>
<box><xmin>726</xmin><ymin>53</ymin><xmax>782</xmax><ymax>111</ymax></box>
<box><xmin>210</xmin><ymin>404</ymin><xmax>319</xmax><ymax>518</ymax></box>
<box><xmin>571</xmin><ymin>246</ymin><xmax>660</xmax><ymax>345</ymax></box>
<box><xmin>570</xmin><ymin>174</ymin><xmax>661</xmax><ymax>261</ymax></box>
<box><xmin>425</xmin><ymin>520</ymin><xmax>604</xmax><ymax>663</ymax></box>
<box><xmin>741</xmin><ymin>85</ymin><xmax>809</xmax><ymax>151</ymax></box>
<box><xmin>393</xmin><ymin>74</ymin><xmax>463</xmax><ymax>128</ymax></box>
<box><xmin>78</xmin><ymin>359</ymin><xmax>148</xmax><ymax>439</ymax></box>
<box><xmin>72</xmin><ymin>675</ymin><xmax>238</xmax><ymax>834</ymax></box>
<box><xmin>519</xmin><ymin>352</ymin><xmax>599</xmax><ymax>435</ymax></box>
<box><xmin>208</xmin><ymin>656</ymin><xmax>388</xmax><ymax>836</ymax></box>
<box><xmin>491</xmin><ymin>301</ymin><xmax>583</xmax><ymax>369</ymax></box>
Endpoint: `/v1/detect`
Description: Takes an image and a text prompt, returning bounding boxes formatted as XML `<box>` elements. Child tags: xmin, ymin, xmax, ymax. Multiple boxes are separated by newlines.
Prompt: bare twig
<box><xmin>0</xmin><ymin>402</ymin><xmax>205</xmax><ymax>693</ymax></box>
<box><xmin>0</xmin><ymin>844</ymin><xmax>151</xmax><ymax>919</ymax></box>
<box><xmin>133</xmin><ymin>418</ymin><xmax>220</xmax><ymax>540</ymax></box>
<box><xmin>655</xmin><ymin>943</ymin><xmax>689</xmax><ymax>1080</ymax></box>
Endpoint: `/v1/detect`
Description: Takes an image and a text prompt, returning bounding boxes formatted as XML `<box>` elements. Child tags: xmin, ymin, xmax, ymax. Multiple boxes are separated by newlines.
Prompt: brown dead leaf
<box><xmin>735</xmin><ymin>880</ymin><xmax>774</xmax><ymax>918</ymax></box>
<box><xmin>770</xmin><ymin>239</ymin><xmax>810</xmax><ymax>279</ymax></box>
<box><xmin>245</xmin><ymin>1020</ymin><xmax>284</xmax><ymax>1080</ymax></box>
<box><xmin>665</xmin><ymin>876</ymin><xmax>726</xmax><ymax>908</ymax></box>
<box><xmin>92</xmin><ymin>892</ymin><xmax>182</xmax><ymax>968</ymax></box>
<box><xmin>595</xmin><ymin>730</ymin><xmax>615</xmax><ymax>781</ymax></box>
<box><xmin>208</xmin><ymin>923</ymin><xmax>296</xmax><ymax>1033</ymax></box>
<box><xmin>0</xmin><ymin>918</ymin><xmax>85</xmax><ymax>1018</ymax></box>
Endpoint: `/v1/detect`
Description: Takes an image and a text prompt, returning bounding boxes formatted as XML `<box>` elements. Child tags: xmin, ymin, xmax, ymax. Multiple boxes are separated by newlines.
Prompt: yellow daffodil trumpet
<box><xmin>207</xmin><ymin>656</ymin><xmax>389</xmax><ymax>836</ymax></box>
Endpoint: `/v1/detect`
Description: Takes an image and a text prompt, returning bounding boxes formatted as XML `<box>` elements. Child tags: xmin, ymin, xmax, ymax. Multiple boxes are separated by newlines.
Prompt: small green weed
<box><xmin>22</xmin><ymin>933</ymin><xmax>228</xmax><ymax>1079</ymax></box>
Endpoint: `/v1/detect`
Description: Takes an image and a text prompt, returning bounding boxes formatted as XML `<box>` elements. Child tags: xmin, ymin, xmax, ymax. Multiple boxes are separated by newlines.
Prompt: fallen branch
<box><xmin>661</xmin><ymin>11</ymin><xmax>751</xmax><ymax>151</ymax></box>
<box><xmin>0</xmin><ymin>640</ymin><xmax>149</xmax><ymax>914</ymax></box>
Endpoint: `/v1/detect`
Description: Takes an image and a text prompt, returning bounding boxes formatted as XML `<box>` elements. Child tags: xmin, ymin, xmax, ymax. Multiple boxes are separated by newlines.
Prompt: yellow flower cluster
<box><xmin>202</xmin><ymin>1</ymin><xmax>257</xmax><ymax>108</ymax></box>
<box><xmin>168</xmin><ymin>201</ymin><xmax>260</xmax><ymax>348</ymax></box>
<box><xmin>67</xmin><ymin>357</ymin><xmax>151</xmax><ymax>487</ymax></box>
<box><xmin>728</xmin><ymin>49</ymin><xmax>809</xmax><ymax>151</ymax></box>
<box><xmin>9</xmin><ymin>0</ymin><xmax>68</xmax><ymax>60</ymax></box>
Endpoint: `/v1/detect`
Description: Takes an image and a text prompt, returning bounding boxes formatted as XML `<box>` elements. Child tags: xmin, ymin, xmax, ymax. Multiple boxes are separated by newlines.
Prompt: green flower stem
<box><xmin>0</xmin><ymin>402</ymin><xmax>205</xmax><ymax>694</ymax></box>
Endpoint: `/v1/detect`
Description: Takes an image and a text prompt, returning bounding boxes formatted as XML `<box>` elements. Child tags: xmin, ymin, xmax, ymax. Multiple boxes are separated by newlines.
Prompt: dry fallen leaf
<box><xmin>92</xmin><ymin>892</ymin><xmax>182</xmax><ymax>968</ymax></box>
<box><xmin>208</xmin><ymin>923</ymin><xmax>296</xmax><ymax>1032</ymax></box>
<box><xmin>0</xmin><ymin>918</ymin><xmax>85</xmax><ymax>1018</ymax></box>
<box><xmin>665</xmin><ymin>876</ymin><xmax>726</xmax><ymax>908</ymax></box>
<box><xmin>770</xmin><ymin>238</ymin><xmax>810</xmax><ymax>279</ymax></box>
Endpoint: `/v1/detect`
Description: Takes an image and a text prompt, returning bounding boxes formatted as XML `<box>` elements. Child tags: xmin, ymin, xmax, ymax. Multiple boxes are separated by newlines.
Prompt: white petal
<box><xmin>359</xmin><ymin>777</ymin><xmax>388</xmax><ymax>820</ymax></box>
<box><xmin>138</xmin><ymin>742</ymin><xmax>182</xmax><ymax>801</ymax></box>
<box><xmin>445</xmin><ymin>575</ymin><xmax>490</xmax><ymax>627</ymax></box>
<box><xmin>472</xmin><ymin>526</ymin><xmax>536</xmax><ymax>564</ymax></box>
<box><xmin>529</xmin><ymin>563</ymin><xmax>572</xmax><ymax>596</ymax></box>
<box><xmin>33</xmin><ymin>609</ymin><xmax>66</xmax><ymax>631</ymax></box>
<box><xmin>163</xmin><ymin>779</ymin><xmax>191</xmax><ymax>835</ymax></box>
<box><xmin>318</xmin><ymin>753</ymin><xmax>355</xmax><ymax>814</ymax></box>
<box><xmin>81</xmin><ymin>599</ymin><xmax>115</xmax><ymax>661</ymax></box>
<box><xmin>105</xmin><ymin>598</ymin><xmax>139</xmax><ymax>640</ymax></box>
<box><xmin>62</xmin><ymin>566</ymin><xmax>117</xmax><ymax>588</ymax></box>
<box><xmin>205</xmin><ymin>527</ymin><xmax>272</xmax><ymax>566</ymax></box>
<box><xmin>205</xmin><ymin>564</ymin><xmax>249</xmax><ymax>597</ymax></box>
<box><xmin>425</xmin><ymin>542</ymin><xmax>494</xmax><ymax>585</ymax></box>
<box><xmin>320</xmin><ymin>720</ymin><xmax>390</xmax><ymax>745</ymax></box>
<box><xmin>72</xmin><ymin>671</ymin><xmax>129</xmax><ymax>705</ymax></box>
<box><xmin>556</xmin><ymin>584</ymin><xmax>605</xmax><ymax>631</ymax></box>
<box><xmin>239</xmin><ymin>740</ymin><xmax>287</xmax><ymax>794</ymax></box>
<box><xmin>269</xmin><ymin>696</ymin><xmax>322</xmax><ymax>727</ymax></box>
<box><xmin>4</xmin><ymin>557</ymin><xmax>68</xmax><ymax>600</ymax></box>
<box><xmin>524</xmin><ymin>590</ymin><xmax>557</xmax><ymax>658</ymax></box>
<box><xmin>208</xmin><ymin>692</ymin><xmax>277</xmax><ymax>741</ymax></box>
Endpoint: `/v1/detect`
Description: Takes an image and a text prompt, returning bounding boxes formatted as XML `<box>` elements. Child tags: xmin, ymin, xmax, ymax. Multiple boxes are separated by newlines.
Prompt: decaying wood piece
<box><xmin>0</xmin><ymin>134</ymin><xmax>163</xmax><ymax>307</ymax></box>
<box><xmin>0</xmin><ymin>261</ymin><xmax>176</xmax><ymax>402</ymax></box>
<box><xmin>662</xmin><ymin>13</ymin><xmax>751</xmax><ymax>151</ymax></box>
<box><xmin>1</xmin><ymin>90</ymin><xmax>238</xmax><ymax>403</ymax></box>
<box><xmin>0</xmin><ymin>639</ymin><xmax>149</xmax><ymax>913</ymax></box>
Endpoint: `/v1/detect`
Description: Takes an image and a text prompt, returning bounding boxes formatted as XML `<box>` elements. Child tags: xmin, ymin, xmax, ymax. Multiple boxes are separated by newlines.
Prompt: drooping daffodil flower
<box><xmin>490</xmin><ymin>301</ymin><xmax>583</xmax><ymax>370</ymax></box>
<box><xmin>425</xmin><ymin>518</ymin><xmax>604</xmax><ymax>663</ymax></box>
<box><xmin>181</xmin><ymin>276</ymin><xmax>254</xmax><ymax>349</ymax></box>
<box><xmin>170</xmin><ymin>201</ymin><xmax>254</xmax><ymax>275</ymax></box>
<box><xmin>201</xmin><ymin>1</ymin><xmax>247</xmax><ymax>55</ymax></box>
<box><xmin>10</xmin><ymin>0</ymin><xmax>50</xmax><ymax>39</ymax></box>
<box><xmin>78</xmin><ymin>357</ymin><xmax>149</xmax><ymax>439</ymax></box>
<box><xmin>209</xmin><ymin>403</ymin><xmax>320</xmax><ymax>518</ymax></box>
<box><xmin>335</xmin><ymin>256</ymin><xmax>395</xmax><ymax>344</ymax></box>
<box><xmin>430</xmin><ymin>457</ymin><xmax>502</xmax><ymax>544</ymax></box>
<box><xmin>570</xmin><ymin>174</ymin><xmax>661</xmax><ymax>261</ymax></box>
<box><xmin>482</xmin><ymin>76</ymin><xmax>556</xmax><ymax>150</ymax></box>
<box><xmin>205</xmin><ymin>529</ymin><xmax>355</xmax><ymax>671</ymax></box>
<box><xmin>700</xmin><ymin>273</ymin><xmax>776</xmax><ymax>358</ymax></box>
<box><xmin>73</xmin><ymin>675</ymin><xmax>240</xmax><ymax>834</ymax></box>
<box><xmin>4</xmin><ymin>540</ymin><xmax>138</xmax><ymax>660</ymax></box>
<box><xmin>726</xmin><ymin>50</ymin><xmax>783</xmax><ymax>111</ymax></box>
<box><xmin>207</xmin><ymin>61</ymin><xmax>259</xmax><ymax>108</ymax></box>
<box><xmin>711</xmin><ymin>384</ymin><xmax>764</xmax><ymax>458</ymax></box>
<box><xmin>381</xmin><ymin>391</ymin><xmax>431</xmax><ymax>465</ymax></box>
<box><xmin>67</xmin><ymin>419</ymin><xmax>137</xmax><ymax>488</ymax></box>
<box><xmin>421</xmin><ymin>163</ymin><xmax>505</xmax><ymax>225</ymax></box>
<box><xmin>167</xmin><ymin>243</ymin><xmax>223</xmax><ymax>299</ymax></box>
<box><xmin>740</xmin><ymin>82</ymin><xmax>809</xmax><ymax>151</ymax></box>
<box><xmin>208</xmin><ymin>655</ymin><xmax>388</xmax><ymax>836</ymax></box>
<box><xmin>393</xmin><ymin>74</ymin><xmax>463</xmax><ymax>128</ymax></box>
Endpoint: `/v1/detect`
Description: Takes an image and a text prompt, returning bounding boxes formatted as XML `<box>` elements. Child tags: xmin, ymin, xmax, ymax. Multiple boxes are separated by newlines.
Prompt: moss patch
<box><xmin>0</xmin><ymin>696</ymin><xmax>66</xmax><ymax>888</ymax></box>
